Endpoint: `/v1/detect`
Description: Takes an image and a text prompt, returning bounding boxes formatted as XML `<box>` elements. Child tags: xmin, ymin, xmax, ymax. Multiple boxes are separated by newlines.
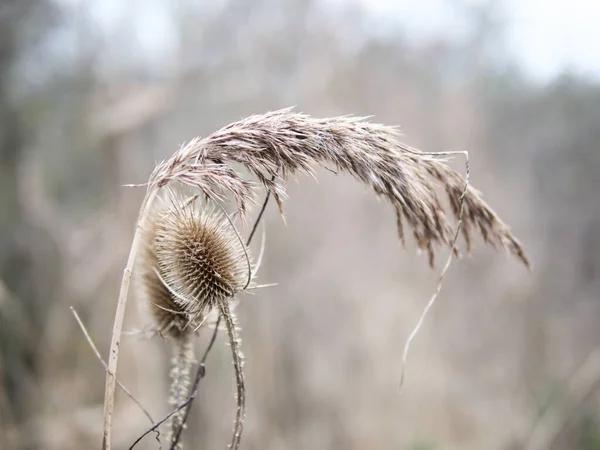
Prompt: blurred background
<box><xmin>1</xmin><ymin>0</ymin><xmax>599</xmax><ymax>449</ymax></box>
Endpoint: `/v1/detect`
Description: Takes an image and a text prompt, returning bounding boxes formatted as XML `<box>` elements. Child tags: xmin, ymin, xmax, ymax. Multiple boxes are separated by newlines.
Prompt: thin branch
<box><xmin>128</xmin><ymin>365</ymin><xmax>205</xmax><ymax>450</ymax></box>
<box><xmin>201</xmin><ymin>317</ymin><xmax>223</xmax><ymax>365</ymax></box>
<box><xmin>246</xmin><ymin>177</ymin><xmax>274</xmax><ymax>247</ymax></box>
<box><xmin>71</xmin><ymin>307</ymin><xmax>156</xmax><ymax>425</ymax></box>
<box><xmin>103</xmin><ymin>186</ymin><xmax>160</xmax><ymax>450</ymax></box>
<box><xmin>217</xmin><ymin>299</ymin><xmax>245</xmax><ymax>450</ymax></box>
<box><xmin>399</xmin><ymin>151</ymin><xmax>470</xmax><ymax>391</ymax></box>
<box><xmin>129</xmin><ymin>316</ymin><xmax>221</xmax><ymax>450</ymax></box>
<box><xmin>169</xmin><ymin>316</ymin><xmax>222</xmax><ymax>449</ymax></box>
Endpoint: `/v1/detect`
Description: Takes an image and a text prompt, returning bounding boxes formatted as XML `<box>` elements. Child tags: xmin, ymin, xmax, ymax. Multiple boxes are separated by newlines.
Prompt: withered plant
<box><xmin>136</xmin><ymin>191</ymin><xmax>252</xmax><ymax>449</ymax></box>
<box><xmin>103</xmin><ymin>108</ymin><xmax>529</xmax><ymax>450</ymax></box>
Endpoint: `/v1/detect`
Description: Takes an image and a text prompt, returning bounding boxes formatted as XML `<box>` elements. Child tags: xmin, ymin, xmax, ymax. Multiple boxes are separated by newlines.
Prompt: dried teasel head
<box><xmin>155</xmin><ymin>193</ymin><xmax>251</xmax><ymax>313</ymax></box>
<box><xmin>137</xmin><ymin>190</ymin><xmax>251</xmax><ymax>338</ymax></box>
<box><xmin>137</xmin><ymin>209</ymin><xmax>190</xmax><ymax>339</ymax></box>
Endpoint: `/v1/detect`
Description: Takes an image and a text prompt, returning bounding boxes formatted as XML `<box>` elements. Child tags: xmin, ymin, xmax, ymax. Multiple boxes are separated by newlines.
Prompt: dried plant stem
<box><xmin>167</xmin><ymin>336</ymin><xmax>195</xmax><ymax>449</ymax></box>
<box><xmin>70</xmin><ymin>307</ymin><xmax>156</xmax><ymax>426</ymax></box>
<box><xmin>129</xmin><ymin>318</ymin><xmax>221</xmax><ymax>450</ymax></box>
<box><xmin>399</xmin><ymin>151</ymin><xmax>470</xmax><ymax>391</ymax></box>
<box><xmin>245</xmin><ymin>177</ymin><xmax>273</xmax><ymax>247</ymax></box>
<box><xmin>129</xmin><ymin>367</ymin><xmax>205</xmax><ymax>450</ymax></box>
<box><xmin>218</xmin><ymin>298</ymin><xmax>246</xmax><ymax>450</ymax></box>
<box><xmin>103</xmin><ymin>186</ymin><xmax>159</xmax><ymax>450</ymax></box>
<box><xmin>169</xmin><ymin>316</ymin><xmax>222</xmax><ymax>450</ymax></box>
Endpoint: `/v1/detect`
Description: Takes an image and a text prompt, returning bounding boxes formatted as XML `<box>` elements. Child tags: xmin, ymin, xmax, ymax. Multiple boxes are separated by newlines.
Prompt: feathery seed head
<box><xmin>148</xmin><ymin>108</ymin><xmax>529</xmax><ymax>268</ymax></box>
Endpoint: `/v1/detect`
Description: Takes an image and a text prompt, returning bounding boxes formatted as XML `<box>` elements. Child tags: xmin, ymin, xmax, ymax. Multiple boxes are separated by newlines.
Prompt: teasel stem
<box><xmin>167</xmin><ymin>335</ymin><xmax>196</xmax><ymax>449</ymax></box>
<box><xmin>217</xmin><ymin>296</ymin><xmax>246</xmax><ymax>450</ymax></box>
<box><xmin>168</xmin><ymin>315</ymin><xmax>222</xmax><ymax>450</ymax></box>
<box><xmin>168</xmin><ymin>186</ymin><xmax>272</xmax><ymax>448</ymax></box>
<box><xmin>103</xmin><ymin>186</ymin><xmax>160</xmax><ymax>450</ymax></box>
<box><xmin>129</xmin><ymin>318</ymin><xmax>221</xmax><ymax>450</ymax></box>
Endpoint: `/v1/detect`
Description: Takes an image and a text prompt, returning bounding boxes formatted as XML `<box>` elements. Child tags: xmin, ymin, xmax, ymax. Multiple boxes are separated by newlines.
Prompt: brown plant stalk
<box><xmin>103</xmin><ymin>186</ymin><xmax>159</xmax><ymax>450</ymax></box>
<box><xmin>128</xmin><ymin>317</ymin><xmax>221</xmax><ymax>450</ymax></box>
<box><xmin>103</xmin><ymin>108</ymin><xmax>529</xmax><ymax>449</ymax></box>
<box><xmin>217</xmin><ymin>297</ymin><xmax>246</xmax><ymax>450</ymax></box>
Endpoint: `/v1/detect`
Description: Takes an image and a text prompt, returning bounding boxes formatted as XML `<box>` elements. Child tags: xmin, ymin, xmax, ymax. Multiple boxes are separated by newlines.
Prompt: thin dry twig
<box><xmin>169</xmin><ymin>316</ymin><xmax>222</xmax><ymax>450</ymax></box>
<box><xmin>399</xmin><ymin>151</ymin><xmax>469</xmax><ymax>391</ymax></box>
<box><xmin>245</xmin><ymin>177</ymin><xmax>274</xmax><ymax>247</ymax></box>
<box><xmin>70</xmin><ymin>307</ymin><xmax>156</xmax><ymax>426</ymax></box>
<box><xmin>128</xmin><ymin>366</ymin><xmax>203</xmax><ymax>450</ymax></box>
<box><xmin>129</xmin><ymin>316</ymin><xmax>222</xmax><ymax>450</ymax></box>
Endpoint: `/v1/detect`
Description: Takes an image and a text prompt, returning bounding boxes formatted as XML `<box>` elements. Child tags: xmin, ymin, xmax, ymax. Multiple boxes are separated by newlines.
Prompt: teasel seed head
<box><xmin>153</xmin><ymin>193</ymin><xmax>251</xmax><ymax>318</ymax></box>
<box><xmin>137</xmin><ymin>209</ymin><xmax>194</xmax><ymax>339</ymax></box>
<box><xmin>137</xmin><ymin>190</ymin><xmax>251</xmax><ymax>338</ymax></box>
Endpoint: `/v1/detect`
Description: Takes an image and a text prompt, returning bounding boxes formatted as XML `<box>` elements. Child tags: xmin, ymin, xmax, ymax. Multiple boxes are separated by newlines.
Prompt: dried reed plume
<box><xmin>149</xmin><ymin>108</ymin><xmax>529</xmax><ymax>267</ymax></box>
<box><xmin>136</xmin><ymin>191</ymin><xmax>250</xmax><ymax>449</ymax></box>
<box><xmin>103</xmin><ymin>108</ymin><xmax>529</xmax><ymax>450</ymax></box>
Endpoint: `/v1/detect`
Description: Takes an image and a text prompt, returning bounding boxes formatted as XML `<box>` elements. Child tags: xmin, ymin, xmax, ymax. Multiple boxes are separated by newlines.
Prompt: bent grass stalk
<box><xmin>103</xmin><ymin>186</ymin><xmax>159</xmax><ymax>450</ymax></box>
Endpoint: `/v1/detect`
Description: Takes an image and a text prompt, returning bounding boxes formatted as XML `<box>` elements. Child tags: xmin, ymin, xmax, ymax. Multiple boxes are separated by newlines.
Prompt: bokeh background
<box><xmin>1</xmin><ymin>0</ymin><xmax>599</xmax><ymax>449</ymax></box>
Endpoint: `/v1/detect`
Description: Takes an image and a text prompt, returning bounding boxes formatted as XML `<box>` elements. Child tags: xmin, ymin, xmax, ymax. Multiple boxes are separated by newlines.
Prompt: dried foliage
<box><xmin>149</xmin><ymin>108</ymin><xmax>529</xmax><ymax>267</ymax></box>
<box><xmin>105</xmin><ymin>108</ymin><xmax>530</xmax><ymax>450</ymax></box>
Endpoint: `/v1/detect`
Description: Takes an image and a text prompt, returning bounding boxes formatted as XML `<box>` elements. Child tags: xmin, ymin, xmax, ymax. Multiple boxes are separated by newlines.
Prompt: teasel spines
<box><xmin>153</xmin><ymin>194</ymin><xmax>251</xmax><ymax>319</ymax></box>
<box><xmin>138</xmin><ymin>209</ymin><xmax>196</xmax><ymax>339</ymax></box>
